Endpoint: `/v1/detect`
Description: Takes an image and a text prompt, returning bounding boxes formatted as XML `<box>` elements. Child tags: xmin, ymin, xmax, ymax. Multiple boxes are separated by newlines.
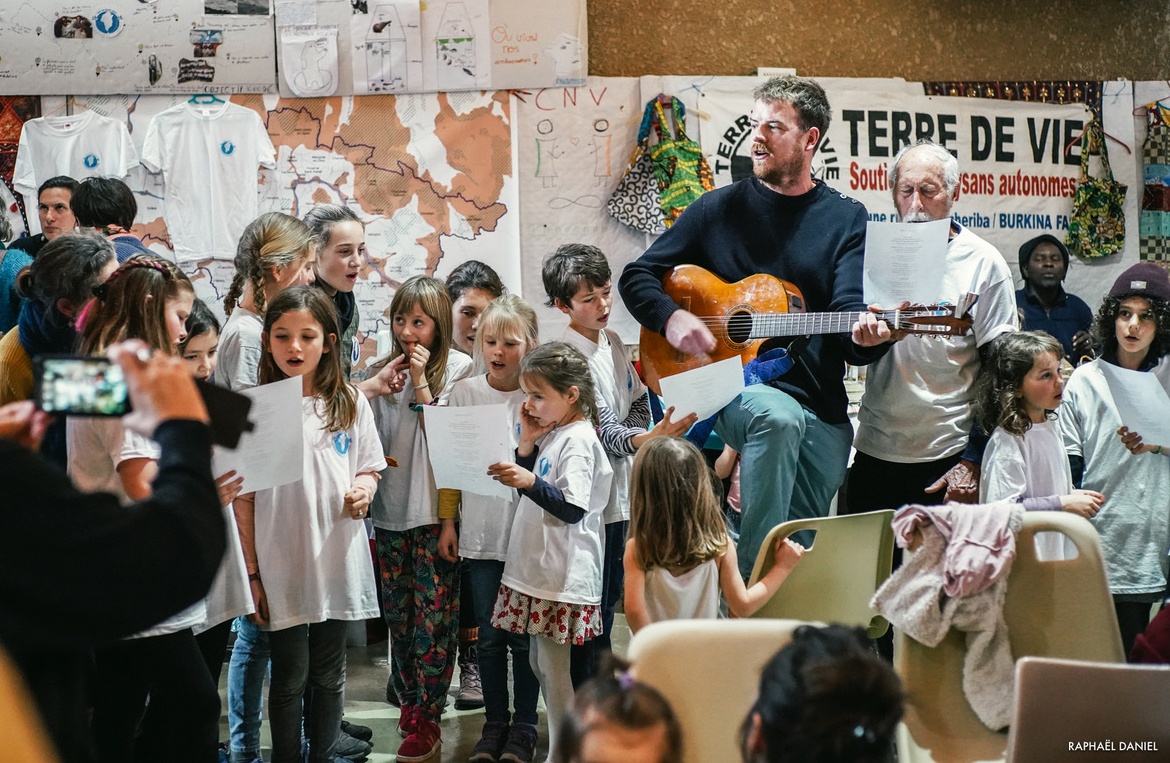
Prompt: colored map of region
<box><xmin>77</xmin><ymin>91</ymin><xmax>518</xmax><ymax>368</ymax></box>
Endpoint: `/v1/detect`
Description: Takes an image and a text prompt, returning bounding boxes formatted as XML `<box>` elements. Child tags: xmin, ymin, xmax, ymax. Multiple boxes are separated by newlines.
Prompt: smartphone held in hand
<box><xmin>34</xmin><ymin>355</ymin><xmax>130</xmax><ymax>417</ymax></box>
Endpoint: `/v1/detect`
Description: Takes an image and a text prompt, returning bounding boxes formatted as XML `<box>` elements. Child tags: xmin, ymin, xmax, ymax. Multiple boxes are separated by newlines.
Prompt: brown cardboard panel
<box><xmin>587</xmin><ymin>0</ymin><xmax>1170</xmax><ymax>81</ymax></box>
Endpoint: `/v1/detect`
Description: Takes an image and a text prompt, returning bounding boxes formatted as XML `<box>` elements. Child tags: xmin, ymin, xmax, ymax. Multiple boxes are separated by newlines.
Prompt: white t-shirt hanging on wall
<box><xmin>141</xmin><ymin>101</ymin><xmax>276</xmax><ymax>262</ymax></box>
<box><xmin>14</xmin><ymin>110</ymin><xmax>139</xmax><ymax>234</ymax></box>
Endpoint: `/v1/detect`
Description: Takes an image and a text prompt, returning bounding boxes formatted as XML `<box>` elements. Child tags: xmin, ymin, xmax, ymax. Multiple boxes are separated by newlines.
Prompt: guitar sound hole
<box><xmin>727</xmin><ymin>310</ymin><xmax>753</xmax><ymax>344</ymax></box>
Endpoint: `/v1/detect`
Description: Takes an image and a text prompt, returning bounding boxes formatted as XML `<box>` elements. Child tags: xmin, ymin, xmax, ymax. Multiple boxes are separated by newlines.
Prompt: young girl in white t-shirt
<box><xmin>219</xmin><ymin>211</ymin><xmax>317</xmax><ymax>763</ymax></box>
<box><xmin>218</xmin><ymin>211</ymin><xmax>316</xmax><ymax>391</ymax></box>
<box><xmin>622</xmin><ymin>437</ymin><xmax>803</xmax><ymax>635</ymax></box>
<box><xmin>367</xmin><ymin>275</ymin><xmax>473</xmax><ymax>762</ymax></box>
<box><xmin>976</xmin><ymin>331</ymin><xmax>1106</xmax><ymax>517</ymax></box>
<box><xmin>234</xmin><ymin>286</ymin><xmax>384</xmax><ymax>763</ymax></box>
<box><xmin>179</xmin><ymin>300</ymin><xmax>250</xmax><ymax>686</ymax></box>
<box><xmin>438</xmin><ymin>294</ymin><xmax>543</xmax><ymax>761</ymax></box>
<box><xmin>66</xmin><ymin>256</ymin><xmax>220</xmax><ymax>762</ymax></box>
<box><xmin>488</xmin><ymin>341</ymin><xmax>614</xmax><ymax>760</ymax></box>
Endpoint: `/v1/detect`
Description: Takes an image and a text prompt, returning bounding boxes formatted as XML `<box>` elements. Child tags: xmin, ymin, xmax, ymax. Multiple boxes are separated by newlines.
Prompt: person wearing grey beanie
<box><xmin>1059</xmin><ymin>260</ymin><xmax>1170</xmax><ymax>656</ymax></box>
<box><xmin>1015</xmin><ymin>233</ymin><xmax>1094</xmax><ymax>362</ymax></box>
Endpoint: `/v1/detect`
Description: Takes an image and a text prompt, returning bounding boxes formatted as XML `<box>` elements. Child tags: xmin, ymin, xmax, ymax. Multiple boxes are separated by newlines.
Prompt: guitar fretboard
<box><xmin>748</xmin><ymin>311</ymin><xmax>900</xmax><ymax>338</ymax></box>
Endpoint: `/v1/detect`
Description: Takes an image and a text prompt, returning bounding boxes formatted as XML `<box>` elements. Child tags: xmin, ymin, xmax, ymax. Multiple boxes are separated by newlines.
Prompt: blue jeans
<box><xmin>228</xmin><ymin>617</ymin><xmax>270</xmax><ymax>763</ymax></box>
<box><xmin>268</xmin><ymin>620</ymin><xmax>348</xmax><ymax>763</ymax></box>
<box><xmin>570</xmin><ymin>519</ymin><xmax>627</xmax><ymax>686</ymax></box>
<box><xmin>715</xmin><ymin>386</ymin><xmax>852</xmax><ymax>579</ymax></box>
<box><xmin>465</xmin><ymin>558</ymin><xmax>539</xmax><ymax>725</ymax></box>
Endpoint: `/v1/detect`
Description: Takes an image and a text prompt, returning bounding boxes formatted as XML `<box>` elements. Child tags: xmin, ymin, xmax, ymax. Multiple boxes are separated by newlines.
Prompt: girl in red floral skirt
<box><xmin>488</xmin><ymin>342</ymin><xmax>614</xmax><ymax>761</ymax></box>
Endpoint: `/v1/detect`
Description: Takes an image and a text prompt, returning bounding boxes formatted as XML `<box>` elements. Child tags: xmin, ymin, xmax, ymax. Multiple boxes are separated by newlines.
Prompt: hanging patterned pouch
<box><xmin>1066</xmin><ymin>118</ymin><xmax>1127</xmax><ymax>259</ymax></box>
<box><xmin>648</xmin><ymin>97</ymin><xmax>715</xmax><ymax>227</ymax></box>
<box><xmin>1140</xmin><ymin>117</ymin><xmax>1170</xmax><ymax>262</ymax></box>
<box><xmin>607</xmin><ymin>100</ymin><xmax>667</xmax><ymax>235</ymax></box>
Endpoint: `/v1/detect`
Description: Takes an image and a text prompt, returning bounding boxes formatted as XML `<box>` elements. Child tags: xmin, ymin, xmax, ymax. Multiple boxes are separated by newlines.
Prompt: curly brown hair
<box><xmin>1094</xmin><ymin>294</ymin><xmax>1170</xmax><ymax>362</ymax></box>
<box><xmin>973</xmin><ymin>331</ymin><xmax>1064</xmax><ymax>437</ymax></box>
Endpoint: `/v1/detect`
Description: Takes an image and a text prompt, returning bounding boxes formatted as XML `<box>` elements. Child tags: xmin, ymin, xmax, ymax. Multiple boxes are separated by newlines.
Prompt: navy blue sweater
<box><xmin>619</xmin><ymin>176</ymin><xmax>888</xmax><ymax>426</ymax></box>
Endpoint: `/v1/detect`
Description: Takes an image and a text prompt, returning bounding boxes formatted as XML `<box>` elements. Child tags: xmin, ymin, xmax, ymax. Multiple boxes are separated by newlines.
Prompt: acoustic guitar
<box><xmin>638</xmin><ymin>265</ymin><xmax>975</xmax><ymax>395</ymax></box>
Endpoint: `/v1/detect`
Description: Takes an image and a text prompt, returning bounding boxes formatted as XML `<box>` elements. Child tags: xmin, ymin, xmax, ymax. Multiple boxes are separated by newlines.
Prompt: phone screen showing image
<box><xmin>35</xmin><ymin>356</ymin><xmax>131</xmax><ymax>416</ymax></box>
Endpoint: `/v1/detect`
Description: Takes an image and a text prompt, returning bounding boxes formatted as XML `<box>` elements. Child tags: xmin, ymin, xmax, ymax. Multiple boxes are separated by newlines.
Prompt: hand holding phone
<box><xmin>34</xmin><ymin>355</ymin><xmax>130</xmax><ymax>417</ymax></box>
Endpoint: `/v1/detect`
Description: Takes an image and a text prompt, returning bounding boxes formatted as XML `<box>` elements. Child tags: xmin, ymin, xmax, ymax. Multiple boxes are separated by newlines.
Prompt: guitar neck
<box><xmin>749</xmin><ymin>311</ymin><xmax>895</xmax><ymax>338</ymax></box>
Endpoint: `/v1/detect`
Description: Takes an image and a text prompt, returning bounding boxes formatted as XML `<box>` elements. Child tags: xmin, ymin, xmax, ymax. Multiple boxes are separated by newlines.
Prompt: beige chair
<box><xmin>896</xmin><ymin>511</ymin><xmax>1125</xmax><ymax>763</ymax></box>
<box><xmin>628</xmin><ymin>618</ymin><xmax>806</xmax><ymax>763</ymax></box>
<box><xmin>746</xmin><ymin>509</ymin><xmax>895</xmax><ymax>638</ymax></box>
<box><xmin>1005</xmin><ymin>656</ymin><xmax>1170</xmax><ymax>762</ymax></box>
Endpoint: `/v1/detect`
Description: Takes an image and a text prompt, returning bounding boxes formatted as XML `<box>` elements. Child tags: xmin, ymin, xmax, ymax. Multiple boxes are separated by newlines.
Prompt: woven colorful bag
<box><xmin>647</xmin><ymin>97</ymin><xmax>715</xmax><ymax>227</ymax></box>
<box><xmin>1066</xmin><ymin>118</ymin><xmax>1127</xmax><ymax>259</ymax></box>
<box><xmin>607</xmin><ymin>100</ymin><xmax>667</xmax><ymax>235</ymax></box>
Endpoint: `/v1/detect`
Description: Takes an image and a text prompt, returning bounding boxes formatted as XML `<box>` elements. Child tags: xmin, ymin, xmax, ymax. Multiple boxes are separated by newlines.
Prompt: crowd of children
<box><xmin>6</xmin><ymin>193</ymin><xmax>1170</xmax><ymax>763</ymax></box>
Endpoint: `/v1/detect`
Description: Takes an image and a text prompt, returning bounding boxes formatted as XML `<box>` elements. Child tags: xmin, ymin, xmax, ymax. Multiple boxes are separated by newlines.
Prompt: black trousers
<box><xmin>91</xmin><ymin>628</ymin><xmax>219</xmax><ymax>763</ymax></box>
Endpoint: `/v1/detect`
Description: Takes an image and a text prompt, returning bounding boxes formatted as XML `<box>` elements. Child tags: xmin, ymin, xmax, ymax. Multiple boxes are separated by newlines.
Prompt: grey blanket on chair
<box><xmin>870</xmin><ymin>504</ymin><xmax>1024</xmax><ymax>731</ymax></box>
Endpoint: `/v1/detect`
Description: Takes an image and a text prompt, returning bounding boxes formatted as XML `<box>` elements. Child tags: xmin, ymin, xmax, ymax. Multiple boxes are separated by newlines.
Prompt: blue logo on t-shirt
<box><xmin>83</xmin><ymin>154</ymin><xmax>99</xmax><ymax>169</ymax></box>
<box><xmin>221</xmin><ymin>141</ymin><xmax>235</xmax><ymax>155</ymax></box>
<box><xmin>333</xmin><ymin>431</ymin><xmax>351</xmax><ymax>455</ymax></box>
<box><xmin>537</xmin><ymin>456</ymin><xmax>551</xmax><ymax>478</ymax></box>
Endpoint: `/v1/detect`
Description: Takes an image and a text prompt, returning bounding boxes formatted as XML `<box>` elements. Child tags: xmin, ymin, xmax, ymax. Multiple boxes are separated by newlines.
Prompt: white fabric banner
<box><xmin>697</xmin><ymin>82</ymin><xmax>1092</xmax><ymax>275</ymax></box>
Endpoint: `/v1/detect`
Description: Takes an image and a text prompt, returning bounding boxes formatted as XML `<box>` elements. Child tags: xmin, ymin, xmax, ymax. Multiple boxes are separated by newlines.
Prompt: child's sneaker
<box><xmin>455</xmin><ymin>644</ymin><xmax>485</xmax><ymax>710</ymax></box>
<box><xmin>397</xmin><ymin>705</ymin><xmax>417</xmax><ymax>738</ymax></box>
<box><xmin>499</xmin><ymin>722</ymin><xmax>538</xmax><ymax>763</ymax></box>
<box><xmin>396</xmin><ymin>716</ymin><xmax>441</xmax><ymax>762</ymax></box>
<box><xmin>468</xmin><ymin>720</ymin><xmax>509</xmax><ymax>762</ymax></box>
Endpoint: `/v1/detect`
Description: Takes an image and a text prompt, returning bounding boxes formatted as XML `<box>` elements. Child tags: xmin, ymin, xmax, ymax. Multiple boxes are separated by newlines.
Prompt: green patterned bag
<box><xmin>1066</xmin><ymin>118</ymin><xmax>1127</xmax><ymax>259</ymax></box>
<box><xmin>647</xmin><ymin>97</ymin><xmax>715</xmax><ymax>227</ymax></box>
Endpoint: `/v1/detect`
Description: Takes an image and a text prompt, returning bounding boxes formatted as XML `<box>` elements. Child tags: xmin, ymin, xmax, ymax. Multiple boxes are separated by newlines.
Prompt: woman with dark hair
<box><xmin>0</xmin><ymin>230</ymin><xmax>117</xmax><ymax>405</ymax></box>
<box><xmin>742</xmin><ymin>625</ymin><xmax>904</xmax><ymax>763</ymax></box>
<box><xmin>0</xmin><ymin>230</ymin><xmax>117</xmax><ymax>466</ymax></box>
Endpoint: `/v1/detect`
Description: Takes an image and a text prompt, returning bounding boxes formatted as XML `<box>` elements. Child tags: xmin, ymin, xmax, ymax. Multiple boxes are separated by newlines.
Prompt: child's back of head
<box><xmin>743</xmin><ymin>624</ymin><xmax>904</xmax><ymax>763</ymax></box>
<box><xmin>225</xmin><ymin>211</ymin><xmax>315</xmax><ymax>316</ymax></box>
<box><xmin>555</xmin><ymin>655</ymin><xmax>682</xmax><ymax>763</ymax></box>
<box><xmin>630</xmin><ymin>436</ymin><xmax>728</xmax><ymax>572</ymax></box>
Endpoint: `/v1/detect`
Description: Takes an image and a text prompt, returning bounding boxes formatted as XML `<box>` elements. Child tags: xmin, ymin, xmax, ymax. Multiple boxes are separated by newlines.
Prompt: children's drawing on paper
<box><xmin>353</xmin><ymin>2</ymin><xmax>421</xmax><ymax>95</ymax></box>
<box><xmin>281</xmin><ymin>26</ymin><xmax>339</xmax><ymax>97</ymax></box>
<box><xmin>435</xmin><ymin>2</ymin><xmax>475</xmax><ymax>90</ymax></box>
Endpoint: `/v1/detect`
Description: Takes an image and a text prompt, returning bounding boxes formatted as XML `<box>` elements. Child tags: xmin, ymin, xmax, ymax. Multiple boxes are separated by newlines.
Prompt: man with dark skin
<box><xmin>1016</xmin><ymin>233</ymin><xmax>1094</xmax><ymax>363</ymax></box>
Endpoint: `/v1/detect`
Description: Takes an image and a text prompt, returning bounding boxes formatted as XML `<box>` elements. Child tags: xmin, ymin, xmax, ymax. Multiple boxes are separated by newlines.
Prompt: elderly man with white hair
<box><xmin>845</xmin><ymin>140</ymin><xmax>1018</xmax><ymax>515</ymax></box>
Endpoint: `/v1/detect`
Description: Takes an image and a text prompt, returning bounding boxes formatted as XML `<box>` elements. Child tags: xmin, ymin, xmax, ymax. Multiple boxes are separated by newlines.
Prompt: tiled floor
<box><xmin>216</xmin><ymin>615</ymin><xmax>633</xmax><ymax>762</ymax></box>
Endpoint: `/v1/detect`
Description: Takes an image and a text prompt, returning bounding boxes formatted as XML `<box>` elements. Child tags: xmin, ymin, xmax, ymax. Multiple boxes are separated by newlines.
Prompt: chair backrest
<box><xmin>1006</xmin><ymin>656</ymin><xmax>1170</xmax><ymax>761</ymax></box>
<box><xmin>747</xmin><ymin>510</ymin><xmax>895</xmax><ymax>638</ymax></box>
<box><xmin>628</xmin><ymin>618</ymin><xmax>805</xmax><ymax>763</ymax></box>
<box><xmin>895</xmin><ymin>511</ymin><xmax>1125</xmax><ymax>763</ymax></box>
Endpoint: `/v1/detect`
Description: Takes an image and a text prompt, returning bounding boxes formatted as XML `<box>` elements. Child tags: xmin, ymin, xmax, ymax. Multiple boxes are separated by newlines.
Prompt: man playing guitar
<box><xmin>619</xmin><ymin>75</ymin><xmax>893</xmax><ymax>579</ymax></box>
